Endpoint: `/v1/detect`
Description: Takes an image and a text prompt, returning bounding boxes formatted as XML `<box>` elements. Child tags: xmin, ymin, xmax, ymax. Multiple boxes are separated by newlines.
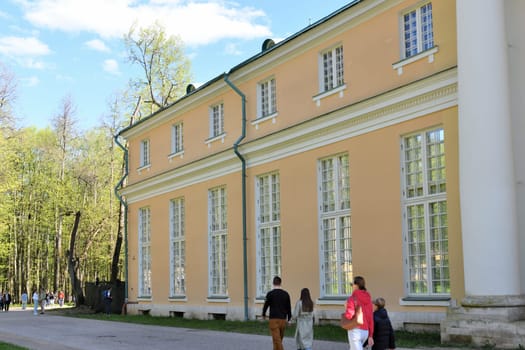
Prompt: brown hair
<box><xmin>374</xmin><ymin>297</ymin><xmax>386</xmax><ymax>309</ymax></box>
<box><xmin>353</xmin><ymin>276</ymin><xmax>367</xmax><ymax>291</ymax></box>
<box><xmin>300</xmin><ymin>288</ymin><xmax>314</xmax><ymax>312</ymax></box>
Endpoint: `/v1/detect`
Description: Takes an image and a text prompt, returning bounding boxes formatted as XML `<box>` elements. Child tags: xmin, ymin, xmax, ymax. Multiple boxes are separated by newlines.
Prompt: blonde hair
<box><xmin>374</xmin><ymin>297</ymin><xmax>386</xmax><ymax>309</ymax></box>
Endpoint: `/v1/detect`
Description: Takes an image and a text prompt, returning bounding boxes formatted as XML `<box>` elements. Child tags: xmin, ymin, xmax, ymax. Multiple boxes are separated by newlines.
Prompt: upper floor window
<box><xmin>320</xmin><ymin>45</ymin><xmax>344</xmax><ymax>92</ymax></box>
<box><xmin>403</xmin><ymin>2</ymin><xmax>434</xmax><ymax>58</ymax></box>
<box><xmin>140</xmin><ymin>139</ymin><xmax>150</xmax><ymax>168</ymax></box>
<box><xmin>401</xmin><ymin>127</ymin><xmax>449</xmax><ymax>297</ymax></box>
<box><xmin>257</xmin><ymin>78</ymin><xmax>277</xmax><ymax>119</ymax></box>
<box><xmin>171</xmin><ymin>123</ymin><xmax>183</xmax><ymax>154</ymax></box>
<box><xmin>209</xmin><ymin>103</ymin><xmax>224</xmax><ymax>138</ymax></box>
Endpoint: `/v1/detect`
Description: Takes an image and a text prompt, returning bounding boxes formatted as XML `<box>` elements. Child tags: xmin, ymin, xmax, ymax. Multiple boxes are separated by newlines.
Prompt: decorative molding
<box><xmin>122</xmin><ymin>68</ymin><xmax>457</xmax><ymax>204</ymax></box>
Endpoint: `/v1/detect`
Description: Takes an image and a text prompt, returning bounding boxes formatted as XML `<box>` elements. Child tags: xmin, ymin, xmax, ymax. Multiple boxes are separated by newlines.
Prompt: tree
<box><xmin>52</xmin><ymin>95</ymin><xmax>78</xmax><ymax>293</ymax></box>
<box><xmin>124</xmin><ymin>21</ymin><xmax>192</xmax><ymax>117</ymax></box>
<box><xmin>0</xmin><ymin>63</ymin><xmax>17</xmax><ymax>128</ymax></box>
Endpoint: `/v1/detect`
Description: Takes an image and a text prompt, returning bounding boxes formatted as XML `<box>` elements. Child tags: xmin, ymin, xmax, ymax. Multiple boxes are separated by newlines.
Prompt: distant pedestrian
<box><xmin>292</xmin><ymin>288</ymin><xmax>314</xmax><ymax>350</ymax></box>
<box><xmin>3</xmin><ymin>291</ymin><xmax>11</xmax><ymax>311</ymax></box>
<box><xmin>58</xmin><ymin>290</ymin><xmax>65</xmax><ymax>307</ymax></box>
<box><xmin>262</xmin><ymin>276</ymin><xmax>292</xmax><ymax>350</ymax></box>
<box><xmin>21</xmin><ymin>291</ymin><xmax>28</xmax><ymax>310</ymax></box>
<box><xmin>103</xmin><ymin>287</ymin><xmax>113</xmax><ymax>315</ymax></box>
<box><xmin>32</xmin><ymin>290</ymin><xmax>39</xmax><ymax>315</ymax></box>
<box><xmin>371</xmin><ymin>297</ymin><xmax>396</xmax><ymax>350</ymax></box>
<box><xmin>39</xmin><ymin>289</ymin><xmax>46</xmax><ymax>314</ymax></box>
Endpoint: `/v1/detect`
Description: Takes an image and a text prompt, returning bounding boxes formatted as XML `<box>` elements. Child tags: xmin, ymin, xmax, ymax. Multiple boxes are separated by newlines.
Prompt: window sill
<box><xmin>168</xmin><ymin>151</ymin><xmax>184</xmax><ymax>162</ymax></box>
<box><xmin>206</xmin><ymin>296</ymin><xmax>230</xmax><ymax>303</ymax></box>
<box><xmin>205</xmin><ymin>133</ymin><xmax>227</xmax><ymax>147</ymax></box>
<box><xmin>137</xmin><ymin>296</ymin><xmax>152</xmax><ymax>301</ymax></box>
<box><xmin>137</xmin><ymin>164</ymin><xmax>151</xmax><ymax>175</ymax></box>
<box><xmin>168</xmin><ymin>296</ymin><xmax>187</xmax><ymax>302</ymax></box>
<box><xmin>316</xmin><ymin>297</ymin><xmax>347</xmax><ymax>305</ymax></box>
<box><xmin>312</xmin><ymin>84</ymin><xmax>347</xmax><ymax>107</ymax></box>
<box><xmin>392</xmin><ymin>46</ymin><xmax>439</xmax><ymax>75</ymax></box>
<box><xmin>252</xmin><ymin>112</ymin><xmax>278</xmax><ymax>130</ymax></box>
<box><xmin>399</xmin><ymin>296</ymin><xmax>450</xmax><ymax>307</ymax></box>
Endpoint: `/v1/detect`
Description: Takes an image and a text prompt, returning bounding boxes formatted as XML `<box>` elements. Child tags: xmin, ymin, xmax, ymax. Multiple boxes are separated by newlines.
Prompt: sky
<box><xmin>0</xmin><ymin>0</ymin><xmax>352</xmax><ymax>130</ymax></box>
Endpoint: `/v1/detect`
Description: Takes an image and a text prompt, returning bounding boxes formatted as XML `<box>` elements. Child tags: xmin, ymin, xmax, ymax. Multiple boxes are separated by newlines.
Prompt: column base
<box><xmin>441</xmin><ymin>295</ymin><xmax>525</xmax><ymax>349</ymax></box>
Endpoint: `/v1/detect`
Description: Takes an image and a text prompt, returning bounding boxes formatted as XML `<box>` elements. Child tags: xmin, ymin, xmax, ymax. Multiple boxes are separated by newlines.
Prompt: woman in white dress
<box><xmin>292</xmin><ymin>288</ymin><xmax>314</xmax><ymax>350</ymax></box>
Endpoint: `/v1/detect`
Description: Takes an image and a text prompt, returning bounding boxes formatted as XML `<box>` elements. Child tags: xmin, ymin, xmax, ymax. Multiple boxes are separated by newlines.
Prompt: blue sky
<box><xmin>0</xmin><ymin>0</ymin><xmax>352</xmax><ymax>130</ymax></box>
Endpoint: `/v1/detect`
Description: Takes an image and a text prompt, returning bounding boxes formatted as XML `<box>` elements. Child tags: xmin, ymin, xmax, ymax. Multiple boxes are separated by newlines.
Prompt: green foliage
<box><xmin>0</xmin><ymin>107</ymin><xmax>124</xmax><ymax>298</ymax></box>
<box><xmin>124</xmin><ymin>21</ymin><xmax>192</xmax><ymax>116</ymax></box>
<box><xmin>0</xmin><ymin>342</ymin><xmax>27</xmax><ymax>350</ymax></box>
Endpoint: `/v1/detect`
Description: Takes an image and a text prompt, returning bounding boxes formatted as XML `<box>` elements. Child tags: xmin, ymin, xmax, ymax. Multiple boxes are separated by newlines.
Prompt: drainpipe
<box><xmin>224</xmin><ymin>72</ymin><xmax>248</xmax><ymax>321</ymax></box>
<box><xmin>114</xmin><ymin>134</ymin><xmax>129</xmax><ymax>303</ymax></box>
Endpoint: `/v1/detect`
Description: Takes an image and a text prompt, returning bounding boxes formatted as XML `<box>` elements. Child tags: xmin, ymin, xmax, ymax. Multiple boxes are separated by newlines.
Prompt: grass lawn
<box><xmin>59</xmin><ymin>310</ymin><xmax>447</xmax><ymax>348</ymax></box>
<box><xmin>0</xmin><ymin>343</ymin><xmax>27</xmax><ymax>350</ymax></box>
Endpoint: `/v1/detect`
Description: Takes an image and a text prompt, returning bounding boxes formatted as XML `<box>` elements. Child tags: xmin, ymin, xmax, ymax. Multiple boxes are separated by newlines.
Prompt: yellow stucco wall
<box><xmin>122</xmin><ymin>0</ymin><xmax>461</xmax><ymax>323</ymax></box>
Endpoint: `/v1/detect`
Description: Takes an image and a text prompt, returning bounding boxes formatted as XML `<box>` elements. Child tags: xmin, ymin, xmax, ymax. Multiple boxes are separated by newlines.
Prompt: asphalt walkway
<box><xmin>0</xmin><ymin>307</ymin><xmax>457</xmax><ymax>350</ymax></box>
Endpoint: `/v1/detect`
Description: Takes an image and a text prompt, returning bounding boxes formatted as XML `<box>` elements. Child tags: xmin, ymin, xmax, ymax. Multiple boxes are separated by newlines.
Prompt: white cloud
<box><xmin>85</xmin><ymin>39</ymin><xmax>110</xmax><ymax>52</ymax></box>
<box><xmin>103</xmin><ymin>59</ymin><xmax>120</xmax><ymax>75</ymax></box>
<box><xmin>0</xmin><ymin>36</ymin><xmax>51</xmax><ymax>56</ymax></box>
<box><xmin>19</xmin><ymin>0</ymin><xmax>272</xmax><ymax>46</ymax></box>
<box><xmin>21</xmin><ymin>76</ymin><xmax>40</xmax><ymax>87</ymax></box>
<box><xmin>224</xmin><ymin>43</ymin><xmax>242</xmax><ymax>56</ymax></box>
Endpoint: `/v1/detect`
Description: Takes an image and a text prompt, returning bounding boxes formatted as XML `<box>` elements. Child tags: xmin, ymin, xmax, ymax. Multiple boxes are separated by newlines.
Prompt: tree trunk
<box><xmin>110</xmin><ymin>202</ymin><xmax>124</xmax><ymax>284</ymax></box>
<box><xmin>67</xmin><ymin>211</ymin><xmax>84</xmax><ymax>305</ymax></box>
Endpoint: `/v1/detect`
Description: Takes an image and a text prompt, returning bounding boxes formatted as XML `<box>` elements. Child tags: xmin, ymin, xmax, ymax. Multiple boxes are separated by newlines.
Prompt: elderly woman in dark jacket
<box><xmin>371</xmin><ymin>297</ymin><xmax>396</xmax><ymax>350</ymax></box>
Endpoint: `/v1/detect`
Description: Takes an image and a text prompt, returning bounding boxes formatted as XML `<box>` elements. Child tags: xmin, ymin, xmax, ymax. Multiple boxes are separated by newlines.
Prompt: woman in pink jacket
<box><xmin>343</xmin><ymin>276</ymin><xmax>374</xmax><ymax>350</ymax></box>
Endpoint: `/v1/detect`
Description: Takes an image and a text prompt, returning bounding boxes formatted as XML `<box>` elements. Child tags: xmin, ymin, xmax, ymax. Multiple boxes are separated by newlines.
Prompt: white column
<box><xmin>456</xmin><ymin>0</ymin><xmax>519</xmax><ymax>296</ymax></box>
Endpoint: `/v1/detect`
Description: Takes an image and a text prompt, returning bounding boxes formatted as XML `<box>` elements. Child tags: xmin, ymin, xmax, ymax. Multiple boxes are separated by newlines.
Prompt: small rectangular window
<box><xmin>403</xmin><ymin>2</ymin><xmax>434</xmax><ymax>58</ymax></box>
<box><xmin>320</xmin><ymin>45</ymin><xmax>344</xmax><ymax>92</ymax></box>
<box><xmin>171</xmin><ymin>123</ymin><xmax>183</xmax><ymax>154</ymax></box>
<box><xmin>210</xmin><ymin>103</ymin><xmax>224</xmax><ymax>138</ymax></box>
<box><xmin>257</xmin><ymin>78</ymin><xmax>277</xmax><ymax>119</ymax></box>
<box><xmin>140</xmin><ymin>139</ymin><xmax>150</xmax><ymax>167</ymax></box>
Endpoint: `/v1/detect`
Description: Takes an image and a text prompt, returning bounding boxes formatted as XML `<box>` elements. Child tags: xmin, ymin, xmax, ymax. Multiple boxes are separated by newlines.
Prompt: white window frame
<box><xmin>401</xmin><ymin>2</ymin><xmax>434</xmax><ymax>59</ymax></box>
<box><xmin>256</xmin><ymin>77</ymin><xmax>277</xmax><ymax>120</ymax></box>
<box><xmin>318</xmin><ymin>154</ymin><xmax>352</xmax><ymax>298</ymax></box>
<box><xmin>138</xmin><ymin>207</ymin><xmax>152</xmax><ymax>298</ymax></box>
<box><xmin>139</xmin><ymin>139</ymin><xmax>150</xmax><ymax>168</ymax></box>
<box><xmin>208</xmin><ymin>186</ymin><xmax>228</xmax><ymax>297</ymax></box>
<box><xmin>170</xmin><ymin>123</ymin><xmax>184</xmax><ymax>157</ymax></box>
<box><xmin>169</xmin><ymin>197</ymin><xmax>185</xmax><ymax>297</ymax></box>
<box><xmin>255</xmin><ymin>172</ymin><xmax>281</xmax><ymax>298</ymax></box>
<box><xmin>318</xmin><ymin>44</ymin><xmax>344</xmax><ymax>93</ymax></box>
<box><xmin>209</xmin><ymin>103</ymin><xmax>224</xmax><ymax>139</ymax></box>
<box><xmin>401</xmin><ymin>127</ymin><xmax>449</xmax><ymax>298</ymax></box>
<box><xmin>392</xmin><ymin>2</ymin><xmax>437</xmax><ymax>75</ymax></box>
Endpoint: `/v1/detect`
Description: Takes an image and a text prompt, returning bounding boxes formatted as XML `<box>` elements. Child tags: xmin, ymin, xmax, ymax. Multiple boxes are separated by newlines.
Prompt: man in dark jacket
<box><xmin>262</xmin><ymin>276</ymin><xmax>292</xmax><ymax>350</ymax></box>
<box><xmin>3</xmin><ymin>291</ymin><xmax>11</xmax><ymax>311</ymax></box>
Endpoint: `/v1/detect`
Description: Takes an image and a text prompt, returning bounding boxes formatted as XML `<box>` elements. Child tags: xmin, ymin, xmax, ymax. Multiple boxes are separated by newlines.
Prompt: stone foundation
<box><xmin>441</xmin><ymin>295</ymin><xmax>525</xmax><ymax>349</ymax></box>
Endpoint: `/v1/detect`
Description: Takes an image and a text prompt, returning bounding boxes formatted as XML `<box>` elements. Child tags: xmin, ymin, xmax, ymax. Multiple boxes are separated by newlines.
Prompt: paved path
<box><xmin>0</xmin><ymin>307</ymin><xmax>456</xmax><ymax>350</ymax></box>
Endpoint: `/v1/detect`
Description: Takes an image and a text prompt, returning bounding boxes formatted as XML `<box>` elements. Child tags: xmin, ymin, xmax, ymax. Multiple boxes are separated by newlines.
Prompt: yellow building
<box><xmin>117</xmin><ymin>0</ymin><xmax>525</xmax><ymax>347</ymax></box>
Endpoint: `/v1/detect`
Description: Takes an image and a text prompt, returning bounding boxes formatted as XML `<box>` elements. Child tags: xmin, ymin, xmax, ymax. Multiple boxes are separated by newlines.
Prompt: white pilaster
<box><xmin>456</xmin><ymin>0</ymin><xmax>519</xmax><ymax>296</ymax></box>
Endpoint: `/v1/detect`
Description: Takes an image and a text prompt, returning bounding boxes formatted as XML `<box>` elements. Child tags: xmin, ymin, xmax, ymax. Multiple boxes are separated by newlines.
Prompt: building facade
<box><xmin>117</xmin><ymin>0</ymin><xmax>525</xmax><ymax>347</ymax></box>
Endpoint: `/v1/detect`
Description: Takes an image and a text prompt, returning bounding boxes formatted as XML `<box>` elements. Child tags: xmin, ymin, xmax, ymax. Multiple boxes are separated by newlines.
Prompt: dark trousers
<box><xmin>104</xmin><ymin>299</ymin><xmax>112</xmax><ymax>314</ymax></box>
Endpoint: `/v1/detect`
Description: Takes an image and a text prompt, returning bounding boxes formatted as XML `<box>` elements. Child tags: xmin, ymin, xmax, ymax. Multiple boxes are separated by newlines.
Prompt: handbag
<box><xmin>340</xmin><ymin>297</ymin><xmax>364</xmax><ymax>330</ymax></box>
